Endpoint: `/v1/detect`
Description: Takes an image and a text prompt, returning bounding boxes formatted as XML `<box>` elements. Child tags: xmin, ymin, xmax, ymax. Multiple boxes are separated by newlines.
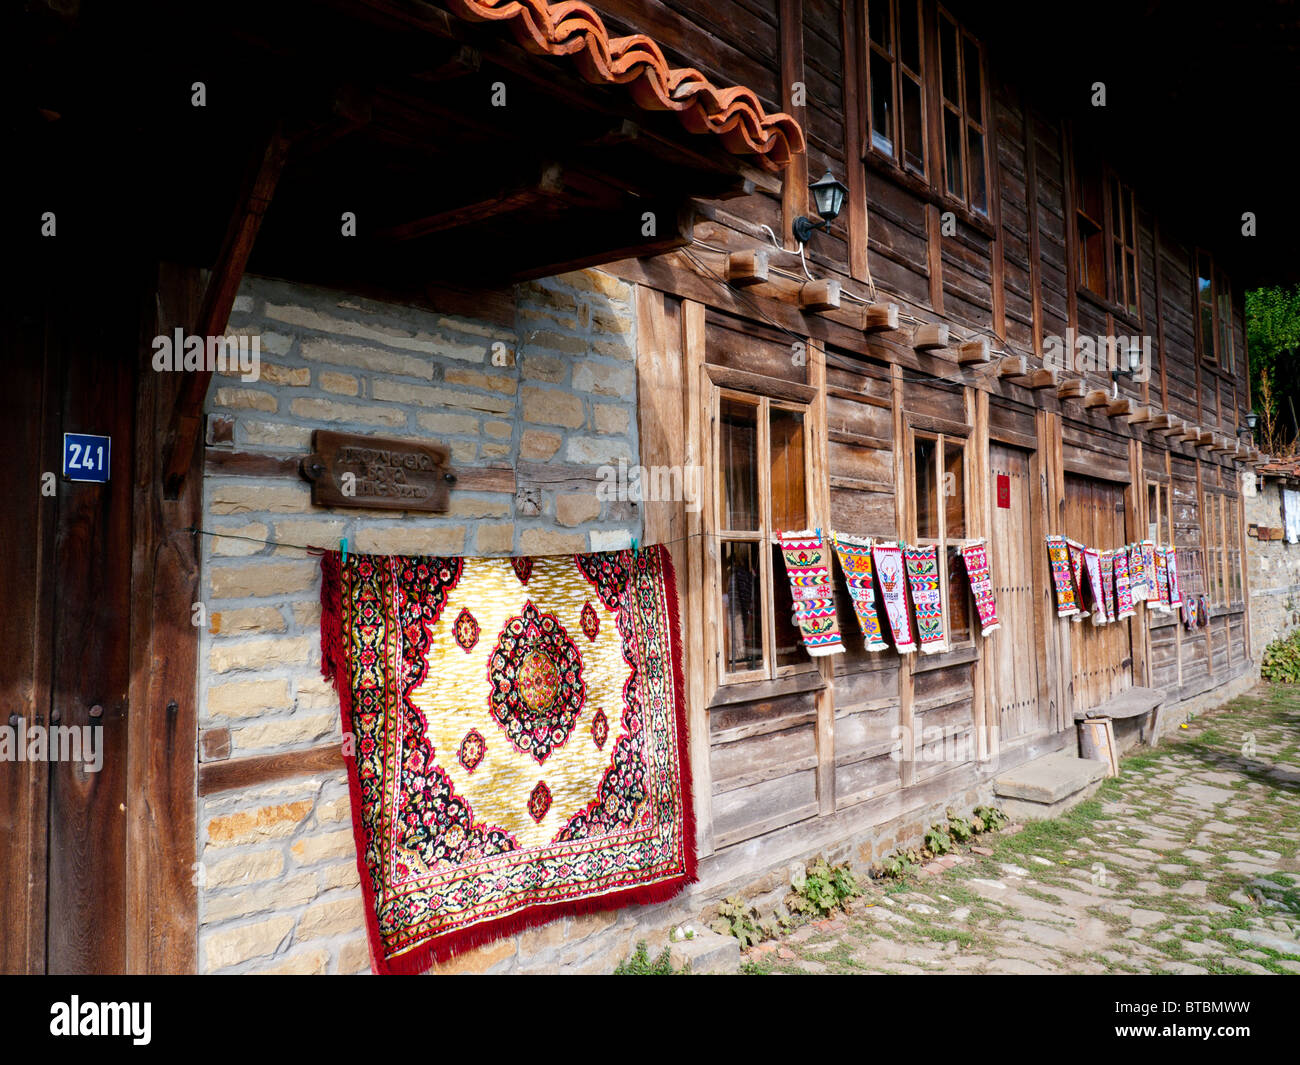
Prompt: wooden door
<box><xmin>988</xmin><ymin>445</ymin><xmax>1047</xmax><ymax>747</ymax></box>
<box><xmin>1</xmin><ymin>269</ymin><xmax>139</xmax><ymax>973</ymax></box>
<box><xmin>1064</xmin><ymin>474</ymin><xmax>1133</xmax><ymax>711</ymax></box>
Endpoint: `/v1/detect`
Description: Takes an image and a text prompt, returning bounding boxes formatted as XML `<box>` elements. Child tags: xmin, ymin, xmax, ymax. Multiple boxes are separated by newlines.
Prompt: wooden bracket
<box><xmin>1012</xmin><ymin>368</ymin><xmax>1059</xmax><ymax>390</ymax></box>
<box><xmin>912</xmin><ymin>323</ymin><xmax>949</xmax><ymax>351</ymax></box>
<box><xmin>997</xmin><ymin>355</ymin><xmax>1028</xmax><ymax>378</ymax></box>
<box><xmin>1056</xmin><ymin>378</ymin><xmax>1087</xmax><ymax>399</ymax></box>
<box><xmin>957</xmin><ymin>338</ymin><xmax>990</xmax><ymax>364</ymax></box>
<box><xmin>1106</xmin><ymin>397</ymin><xmax>1133</xmax><ymax>418</ymax></box>
<box><xmin>800</xmin><ymin>279</ymin><xmax>841</xmax><ymax>312</ymax></box>
<box><xmin>1083</xmin><ymin>389</ymin><xmax>1112</xmax><ymax>409</ymax></box>
<box><xmin>725</xmin><ymin>249</ymin><xmax>770</xmax><ymax>287</ymax></box>
<box><xmin>863</xmin><ymin>302</ymin><xmax>900</xmax><ymax>332</ymax></box>
<box><xmin>162</xmin><ymin>125</ymin><xmax>291</xmax><ymax>495</ymax></box>
<box><xmin>1155</xmin><ymin>417</ymin><xmax>1185</xmax><ymax>436</ymax></box>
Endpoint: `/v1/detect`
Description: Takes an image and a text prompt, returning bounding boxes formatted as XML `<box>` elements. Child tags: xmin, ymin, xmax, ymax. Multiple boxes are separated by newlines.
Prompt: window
<box><xmin>1196</xmin><ymin>251</ymin><xmax>1236</xmax><ymax>374</ymax></box>
<box><xmin>1203</xmin><ymin>490</ymin><xmax>1243</xmax><ymax>608</ymax></box>
<box><xmin>1147</xmin><ymin>482</ymin><xmax>1171</xmax><ymax>546</ymax></box>
<box><xmin>937</xmin><ymin>7</ymin><xmax>988</xmax><ymax>215</ymax></box>
<box><xmin>716</xmin><ymin>391</ymin><xmax>813</xmax><ymax>682</ymax></box>
<box><xmin>1073</xmin><ymin>151</ymin><xmax>1139</xmax><ymax>316</ymax></box>
<box><xmin>911</xmin><ymin>430</ymin><xmax>971</xmax><ymax>645</ymax></box>
<box><xmin>865</xmin><ymin>0</ymin><xmax>927</xmax><ymax>176</ymax></box>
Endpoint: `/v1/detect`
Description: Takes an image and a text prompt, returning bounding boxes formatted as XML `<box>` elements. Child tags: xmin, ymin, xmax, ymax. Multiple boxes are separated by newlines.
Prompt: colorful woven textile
<box><xmin>777</xmin><ymin>529</ymin><xmax>844</xmax><ymax>657</ymax></box>
<box><xmin>903</xmin><ymin>544</ymin><xmax>947</xmax><ymax>654</ymax></box>
<box><xmin>871</xmin><ymin>542</ymin><xmax>915</xmax><ymax>653</ymax></box>
<box><xmin>1113</xmin><ymin>547</ymin><xmax>1136</xmax><ymax>619</ymax></box>
<box><xmin>1083</xmin><ymin>548</ymin><xmax>1108</xmax><ymax>626</ymax></box>
<box><xmin>831</xmin><ymin>532</ymin><xmax>887</xmax><ymax>652</ymax></box>
<box><xmin>1141</xmin><ymin>540</ymin><xmax>1159</xmax><ymax>605</ymax></box>
<box><xmin>1127</xmin><ymin>543</ymin><xmax>1148</xmax><ymax>603</ymax></box>
<box><xmin>959</xmin><ymin>539</ymin><xmax>1000</xmax><ymax>636</ymax></box>
<box><xmin>1067</xmin><ymin>539</ymin><xmax>1090</xmax><ymax>621</ymax></box>
<box><xmin>1167</xmin><ymin>547</ymin><xmax>1183</xmax><ymax>608</ymax></box>
<box><xmin>319</xmin><ymin>545</ymin><xmax>694</xmax><ymax>973</ymax></box>
<box><xmin>1154</xmin><ymin>546</ymin><xmax>1171</xmax><ymax>612</ymax></box>
<box><xmin>1099</xmin><ymin>551</ymin><xmax>1116</xmax><ymax>623</ymax></box>
<box><xmin>1046</xmin><ymin>535</ymin><xmax>1077</xmax><ymax>617</ymax></box>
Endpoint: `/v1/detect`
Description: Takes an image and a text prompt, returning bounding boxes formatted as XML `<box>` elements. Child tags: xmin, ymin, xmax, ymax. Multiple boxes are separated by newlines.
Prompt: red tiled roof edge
<box><xmin>445</xmin><ymin>0</ymin><xmax>806</xmax><ymax>171</ymax></box>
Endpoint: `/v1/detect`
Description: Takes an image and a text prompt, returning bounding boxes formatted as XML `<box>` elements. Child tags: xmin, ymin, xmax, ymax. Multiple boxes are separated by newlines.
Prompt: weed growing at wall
<box><xmin>1261</xmin><ymin>631</ymin><xmax>1300</xmax><ymax>683</ymax></box>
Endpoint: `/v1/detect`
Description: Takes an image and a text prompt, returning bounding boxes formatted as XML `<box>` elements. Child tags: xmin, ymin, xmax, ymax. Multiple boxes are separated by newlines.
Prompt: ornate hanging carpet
<box><xmin>777</xmin><ymin>529</ymin><xmax>844</xmax><ymax>656</ymax></box>
<box><xmin>1154</xmin><ymin>545</ymin><xmax>1172</xmax><ymax>612</ymax></box>
<box><xmin>1113</xmin><ymin>546</ymin><xmax>1136</xmax><ymax>619</ymax></box>
<box><xmin>1099</xmin><ymin>550</ymin><xmax>1116</xmax><ymax>624</ymax></box>
<box><xmin>1166</xmin><ymin>546</ymin><xmax>1183</xmax><ymax>608</ymax></box>
<box><xmin>1045</xmin><ymin>535</ymin><xmax>1077</xmax><ymax>617</ymax></box>
<box><xmin>959</xmin><ymin>538</ymin><xmax>1000</xmax><ymax>636</ymax></box>
<box><xmin>903</xmin><ymin>544</ymin><xmax>947</xmax><ymax>654</ymax></box>
<box><xmin>1067</xmin><ymin>539</ymin><xmax>1090</xmax><ymax>622</ymax></box>
<box><xmin>1084</xmin><ymin>548</ymin><xmax>1108</xmax><ymax>626</ymax></box>
<box><xmin>320</xmin><ymin>545</ymin><xmax>694</xmax><ymax>974</ymax></box>
<box><xmin>831</xmin><ymin>532</ymin><xmax>887</xmax><ymax>651</ymax></box>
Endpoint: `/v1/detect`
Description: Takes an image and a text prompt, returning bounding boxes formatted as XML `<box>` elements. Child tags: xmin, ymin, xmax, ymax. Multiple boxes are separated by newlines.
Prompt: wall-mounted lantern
<box><xmin>1237</xmin><ymin>411</ymin><xmax>1259</xmax><ymax>439</ymax></box>
<box><xmin>792</xmin><ymin>170</ymin><xmax>849</xmax><ymax>245</ymax></box>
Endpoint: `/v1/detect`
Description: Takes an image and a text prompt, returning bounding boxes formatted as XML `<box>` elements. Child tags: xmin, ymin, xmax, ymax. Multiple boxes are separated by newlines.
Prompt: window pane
<box><xmin>966</xmin><ymin>126</ymin><xmax>986</xmax><ymax>214</ymax></box>
<box><xmin>1216</xmin><ymin>271</ymin><xmax>1233</xmax><ymax>371</ymax></box>
<box><xmin>943</xmin><ymin>111</ymin><xmax>963</xmax><ymax>199</ymax></box>
<box><xmin>722</xmin><ymin>541</ymin><xmax>762</xmax><ymax>672</ymax></box>
<box><xmin>1113</xmin><ymin>240</ymin><xmax>1125</xmax><ymax>304</ymax></box>
<box><xmin>1147</xmin><ymin>485</ymin><xmax>1159</xmax><ymax>543</ymax></box>
<box><xmin>1198</xmin><ymin>253</ymin><xmax>1215</xmax><ymax>359</ymax></box>
<box><xmin>868</xmin><ymin>0</ymin><xmax>891</xmax><ymax>49</ymax></box>
<box><xmin>870</xmin><ymin>51</ymin><xmax>895</xmax><ymax>154</ymax></box>
<box><xmin>940</xmin><ymin>16</ymin><xmax>959</xmax><ymax>105</ymax></box>
<box><xmin>963</xmin><ymin>36</ymin><xmax>982</xmax><ymax>124</ymax></box>
<box><xmin>915</xmin><ymin>437</ymin><xmax>939</xmax><ymax>538</ymax></box>
<box><xmin>948</xmin><ymin>546</ymin><xmax>971</xmax><ymax>643</ymax></box>
<box><xmin>770</xmin><ymin>407</ymin><xmax>807</xmax><ymax>531</ymax></box>
<box><xmin>901</xmin><ymin>76</ymin><xmax>925</xmax><ymax>174</ymax></box>
<box><xmin>720</xmin><ymin>397</ymin><xmax>758</xmax><ymax>530</ymax></box>
<box><xmin>944</xmin><ymin>440</ymin><xmax>966</xmax><ymax>538</ymax></box>
<box><xmin>1124</xmin><ymin>251</ymin><xmax>1139</xmax><ymax>315</ymax></box>
<box><xmin>899</xmin><ymin>0</ymin><xmax>921</xmax><ymax>70</ymax></box>
<box><xmin>773</xmin><ymin>544</ymin><xmax>811</xmax><ymax>668</ymax></box>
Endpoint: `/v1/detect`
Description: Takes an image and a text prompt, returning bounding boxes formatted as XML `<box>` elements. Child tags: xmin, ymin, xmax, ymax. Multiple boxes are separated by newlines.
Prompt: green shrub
<box><xmin>787</xmin><ymin>856</ymin><xmax>861</xmax><ymax>918</ymax></box>
<box><xmin>614</xmin><ymin>941</ymin><xmax>686</xmax><ymax>974</ymax></box>
<box><xmin>1261</xmin><ymin>631</ymin><xmax>1300</xmax><ymax>683</ymax></box>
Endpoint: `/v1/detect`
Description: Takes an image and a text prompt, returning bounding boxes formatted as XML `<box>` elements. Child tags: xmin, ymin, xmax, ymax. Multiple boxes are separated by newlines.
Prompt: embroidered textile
<box><xmin>904</xmin><ymin>544</ymin><xmax>947</xmax><ymax>654</ymax></box>
<box><xmin>959</xmin><ymin>539</ymin><xmax>1000</xmax><ymax>636</ymax></box>
<box><xmin>871</xmin><ymin>542</ymin><xmax>915</xmax><ymax>653</ymax></box>
<box><xmin>777</xmin><ymin>529</ymin><xmax>844</xmax><ymax>657</ymax></box>
<box><xmin>1113</xmin><ymin>546</ymin><xmax>1136</xmax><ymax>620</ymax></box>
<box><xmin>831</xmin><ymin>532</ymin><xmax>887</xmax><ymax>651</ymax></box>
<box><xmin>1046</xmin><ymin>535</ymin><xmax>1077</xmax><ymax>617</ymax></box>
<box><xmin>319</xmin><ymin>545</ymin><xmax>694</xmax><ymax>973</ymax></box>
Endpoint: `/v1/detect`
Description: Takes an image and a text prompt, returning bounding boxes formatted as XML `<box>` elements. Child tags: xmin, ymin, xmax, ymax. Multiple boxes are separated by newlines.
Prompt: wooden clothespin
<box><xmin>340</xmin><ymin>537</ymin><xmax>348</xmax><ymax>566</ymax></box>
<box><xmin>630</xmin><ymin>536</ymin><xmax>638</xmax><ymax>564</ymax></box>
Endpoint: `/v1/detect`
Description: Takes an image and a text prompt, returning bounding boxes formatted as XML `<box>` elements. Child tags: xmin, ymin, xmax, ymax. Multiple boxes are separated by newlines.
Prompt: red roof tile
<box><xmin>445</xmin><ymin>0</ymin><xmax>805</xmax><ymax>170</ymax></box>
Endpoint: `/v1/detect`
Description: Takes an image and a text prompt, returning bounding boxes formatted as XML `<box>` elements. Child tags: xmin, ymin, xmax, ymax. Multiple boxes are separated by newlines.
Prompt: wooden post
<box><xmin>810</xmin><ymin>338</ymin><xmax>836</xmax><ymax>816</ymax></box>
<box><xmin>891</xmin><ymin>364</ymin><xmax>915</xmax><ymax>786</ymax></box>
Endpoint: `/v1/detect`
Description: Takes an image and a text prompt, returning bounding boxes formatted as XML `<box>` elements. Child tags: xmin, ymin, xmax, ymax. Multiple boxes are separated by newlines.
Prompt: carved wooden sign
<box><xmin>301</xmin><ymin>430</ymin><xmax>454</xmax><ymax>511</ymax></box>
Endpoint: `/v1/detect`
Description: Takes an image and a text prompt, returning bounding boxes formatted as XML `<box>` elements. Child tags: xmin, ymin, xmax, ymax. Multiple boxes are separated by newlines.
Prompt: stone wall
<box><xmin>195</xmin><ymin>269</ymin><xmax>640</xmax><ymax>973</ymax></box>
<box><xmin>1246</xmin><ymin>479</ymin><xmax>1300</xmax><ymax>661</ymax></box>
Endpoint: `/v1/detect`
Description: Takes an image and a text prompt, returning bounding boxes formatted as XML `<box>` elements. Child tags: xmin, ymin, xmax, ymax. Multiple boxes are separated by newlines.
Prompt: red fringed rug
<box><xmin>319</xmin><ymin>544</ymin><xmax>695</xmax><ymax>974</ymax></box>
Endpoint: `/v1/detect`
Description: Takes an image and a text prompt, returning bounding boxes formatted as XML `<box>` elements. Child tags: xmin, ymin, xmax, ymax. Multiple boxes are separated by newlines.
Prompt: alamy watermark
<box><xmin>1043</xmin><ymin>330</ymin><xmax>1151</xmax><ymax>382</ymax></box>
<box><xmin>597</xmin><ymin>460</ymin><xmax>703</xmax><ymax>513</ymax></box>
<box><xmin>152</xmin><ymin>328</ymin><xmax>261</xmax><ymax>382</ymax></box>
<box><xmin>0</xmin><ymin>717</ymin><xmax>103</xmax><ymax>772</ymax></box>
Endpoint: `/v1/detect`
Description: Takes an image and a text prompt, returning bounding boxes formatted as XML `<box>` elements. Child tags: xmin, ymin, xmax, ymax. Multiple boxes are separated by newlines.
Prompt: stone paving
<box><xmin>744</xmin><ymin>684</ymin><xmax>1300</xmax><ymax>975</ymax></box>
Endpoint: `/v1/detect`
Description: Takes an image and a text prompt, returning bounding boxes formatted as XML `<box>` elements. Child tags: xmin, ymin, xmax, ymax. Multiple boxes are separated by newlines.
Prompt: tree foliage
<box><xmin>1246</xmin><ymin>285</ymin><xmax>1300</xmax><ymax>454</ymax></box>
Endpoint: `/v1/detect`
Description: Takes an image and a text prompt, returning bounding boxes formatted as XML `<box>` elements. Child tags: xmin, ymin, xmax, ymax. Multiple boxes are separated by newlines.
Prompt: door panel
<box><xmin>1064</xmin><ymin>474</ymin><xmax>1133</xmax><ymax>711</ymax></box>
<box><xmin>988</xmin><ymin>445</ymin><xmax>1047</xmax><ymax>745</ymax></box>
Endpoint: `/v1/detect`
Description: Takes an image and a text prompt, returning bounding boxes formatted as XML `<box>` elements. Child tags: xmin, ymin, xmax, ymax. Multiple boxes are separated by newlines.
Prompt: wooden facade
<box><xmin>3</xmin><ymin>0</ymin><xmax>1276</xmax><ymax>971</ymax></box>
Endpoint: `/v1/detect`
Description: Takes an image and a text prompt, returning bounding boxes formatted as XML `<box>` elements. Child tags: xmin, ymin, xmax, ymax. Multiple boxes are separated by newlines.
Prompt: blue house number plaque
<box><xmin>63</xmin><ymin>433</ymin><xmax>111</xmax><ymax>483</ymax></box>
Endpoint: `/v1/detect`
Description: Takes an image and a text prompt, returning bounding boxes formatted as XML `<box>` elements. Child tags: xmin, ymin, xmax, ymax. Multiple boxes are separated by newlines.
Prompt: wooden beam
<box><xmin>800</xmin><ymin>279</ymin><xmax>841</xmax><ymax>312</ymax></box>
<box><xmin>863</xmin><ymin>302</ymin><xmax>900</xmax><ymax>331</ymax></box>
<box><xmin>1106</xmin><ymin>397</ymin><xmax>1134</xmax><ymax>418</ymax></box>
<box><xmin>998</xmin><ymin>355</ymin><xmax>1028</xmax><ymax>379</ymax></box>
<box><xmin>1057</xmin><ymin>378</ymin><xmax>1087</xmax><ymax>399</ymax></box>
<box><xmin>1084</xmin><ymin>389</ymin><xmax>1112</xmax><ymax>409</ymax></box>
<box><xmin>1180</xmin><ymin>425</ymin><xmax>1204</xmax><ymax>443</ymax></box>
<box><xmin>1155</xmin><ymin>417</ymin><xmax>1186</xmax><ymax>436</ymax></box>
<box><xmin>957</xmin><ymin>338</ymin><xmax>990</xmax><ymax>364</ymax></box>
<box><xmin>1012</xmin><ymin>368</ymin><xmax>1059</xmax><ymax>390</ymax></box>
<box><xmin>1126</xmin><ymin>405</ymin><xmax>1154</xmax><ymax>424</ymax></box>
<box><xmin>372</xmin><ymin>163</ymin><xmax>566</xmax><ymax>241</ymax></box>
<box><xmin>199</xmin><ymin>744</ymin><xmax>345</xmax><ymax>796</ymax></box>
<box><xmin>1141</xmin><ymin>413</ymin><xmax>1171</xmax><ymax>431</ymax></box>
<box><xmin>912</xmin><ymin>322</ymin><xmax>949</xmax><ymax>350</ymax></box>
<box><xmin>162</xmin><ymin>126</ymin><xmax>291</xmax><ymax>495</ymax></box>
<box><xmin>725</xmin><ymin>249</ymin><xmax>770</xmax><ymax>286</ymax></box>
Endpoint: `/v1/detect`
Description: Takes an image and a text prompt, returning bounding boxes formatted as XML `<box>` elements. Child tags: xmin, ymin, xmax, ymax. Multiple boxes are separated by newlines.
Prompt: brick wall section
<box><xmin>196</xmin><ymin>270</ymin><xmax>640</xmax><ymax>973</ymax></box>
<box><xmin>1246</xmin><ymin>480</ymin><xmax>1300</xmax><ymax>661</ymax></box>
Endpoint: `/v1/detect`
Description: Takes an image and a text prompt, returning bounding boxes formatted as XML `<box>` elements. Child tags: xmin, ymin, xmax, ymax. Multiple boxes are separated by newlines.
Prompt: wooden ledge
<box><xmin>957</xmin><ymin>338</ymin><xmax>991</xmax><ymax>364</ymax></box>
<box><xmin>912</xmin><ymin>323</ymin><xmax>949</xmax><ymax>351</ymax></box>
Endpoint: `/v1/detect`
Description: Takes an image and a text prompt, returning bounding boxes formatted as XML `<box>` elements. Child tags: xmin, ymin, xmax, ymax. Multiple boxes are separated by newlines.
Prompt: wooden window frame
<box><xmin>1071</xmin><ymin>147</ymin><xmax>1141</xmax><ymax>321</ymax></box>
<box><xmin>935</xmin><ymin>4</ymin><xmax>989</xmax><ymax>218</ymax></box>
<box><xmin>907</xmin><ymin>423</ymin><xmax>974</xmax><ymax>649</ymax></box>
<box><xmin>863</xmin><ymin>0</ymin><xmax>928</xmax><ymax>179</ymax></box>
<box><xmin>1201</xmin><ymin>488</ymin><xmax>1243</xmax><ymax>610</ymax></box>
<box><xmin>1195</xmin><ymin>249</ymin><xmax>1236</xmax><ymax>376</ymax></box>
<box><xmin>712</xmin><ymin>385</ymin><xmax>818</xmax><ymax>686</ymax></box>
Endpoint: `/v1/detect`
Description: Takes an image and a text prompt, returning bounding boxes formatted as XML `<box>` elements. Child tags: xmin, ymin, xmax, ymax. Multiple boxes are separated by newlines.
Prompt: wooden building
<box><xmin>3</xmin><ymin>0</ymin><xmax>1291</xmax><ymax>973</ymax></box>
